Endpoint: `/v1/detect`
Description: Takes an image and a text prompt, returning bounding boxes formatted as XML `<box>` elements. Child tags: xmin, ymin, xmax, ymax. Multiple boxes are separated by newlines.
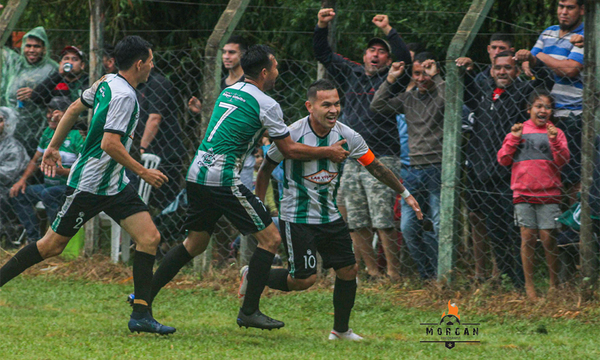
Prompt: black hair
<box><xmin>26</xmin><ymin>35</ymin><xmax>44</xmax><ymax>46</ymax></box>
<box><xmin>489</xmin><ymin>33</ymin><xmax>514</xmax><ymax>48</ymax></box>
<box><xmin>103</xmin><ymin>43</ymin><xmax>115</xmax><ymax>58</ymax></box>
<box><xmin>527</xmin><ymin>90</ymin><xmax>555</xmax><ymax>109</ymax></box>
<box><xmin>413</xmin><ymin>51</ymin><xmax>435</xmax><ymax>63</ymax></box>
<box><xmin>307</xmin><ymin>79</ymin><xmax>338</xmax><ymax>100</ymax></box>
<box><xmin>494</xmin><ymin>50</ymin><xmax>515</xmax><ymax>59</ymax></box>
<box><xmin>114</xmin><ymin>36</ymin><xmax>152</xmax><ymax>71</ymax></box>
<box><xmin>407</xmin><ymin>42</ymin><xmax>425</xmax><ymax>54</ymax></box>
<box><xmin>241</xmin><ymin>45</ymin><xmax>275</xmax><ymax>80</ymax></box>
<box><xmin>226</xmin><ymin>35</ymin><xmax>249</xmax><ymax>52</ymax></box>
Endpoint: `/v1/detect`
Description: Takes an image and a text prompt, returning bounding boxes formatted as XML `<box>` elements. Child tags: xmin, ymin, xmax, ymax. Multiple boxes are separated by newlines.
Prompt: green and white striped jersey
<box><xmin>38</xmin><ymin>127</ymin><xmax>84</xmax><ymax>186</ymax></box>
<box><xmin>267</xmin><ymin>116</ymin><xmax>370</xmax><ymax>224</ymax></box>
<box><xmin>187</xmin><ymin>82</ymin><xmax>289</xmax><ymax>187</ymax></box>
<box><xmin>68</xmin><ymin>74</ymin><xmax>139</xmax><ymax>195</ymax></box>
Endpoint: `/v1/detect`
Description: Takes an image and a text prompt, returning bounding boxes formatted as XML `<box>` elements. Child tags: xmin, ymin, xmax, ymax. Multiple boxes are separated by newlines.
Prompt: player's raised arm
<box><xmin>274</xmin><ymin>136</ymin><xmax>348</xmax><ymax>163</ymax></box>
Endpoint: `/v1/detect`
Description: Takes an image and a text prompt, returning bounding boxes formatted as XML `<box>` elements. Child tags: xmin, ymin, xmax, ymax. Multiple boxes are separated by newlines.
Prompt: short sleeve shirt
<box><xmin>531</xmin><ymin>24</ymin><xmax>584</xmax><ymax>112</ymax></box>
<box><xmin>186</xmin><ymin>82</ymin><xmax>289</xmax><ymax>187</ymax></box>
<box><xmin>68</xmin><ymin>74</ymin><xmax>140</xmax><ymax>195</ymax></box>
<box><xmin>267</xmin><ymin>116</ymin><xmax>369</xmax><ymax>224</ymax></box>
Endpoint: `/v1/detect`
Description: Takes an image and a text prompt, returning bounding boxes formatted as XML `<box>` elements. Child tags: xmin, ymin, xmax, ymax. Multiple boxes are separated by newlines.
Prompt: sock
<box><xmin>150</xmin><ymin>244</ymin><xmax>193</xmax><ymax>305</ymax></box>
<box><xmin>241</xmin><ymin>247</ymin><xmax>274</xmax><ymax>315</ymax></box>
<box><xmin>0</xmin><ymin>242</ymin><xmax>44</xmax><ymax>287</ymax></box>
<box><xmin>132</xmin><ymin>250</ymin><xmax>155</xmax><ymax>314</ymax></box>
<box><xmin>333</xmin><ymin>277</ymin><xmax>357</xmax><ymax>333</ymax></box>
<box><xmin>267</xmin><ymin>268</ymin><xmax>290</xmax><ymax>292</ymax></box>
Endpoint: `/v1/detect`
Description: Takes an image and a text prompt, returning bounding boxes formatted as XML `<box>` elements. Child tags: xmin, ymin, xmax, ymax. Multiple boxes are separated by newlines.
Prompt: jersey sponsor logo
<box><xmin>222</xmin><ymin>91</ymin><xmax>247</xmax><ymax>103</ymax></box>
<box><xmin>198</xmin><ymin>148</ymin><xmax>217</xmax><ymax>168</ymax></box>
<box><xmin>303</xmin><ymin>169</ymin><xmax>338</xmax><ymax>185</ymax></box>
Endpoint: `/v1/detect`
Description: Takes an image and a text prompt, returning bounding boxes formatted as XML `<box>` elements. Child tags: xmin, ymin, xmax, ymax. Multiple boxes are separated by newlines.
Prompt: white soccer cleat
<box><xmin>238</xmin><ymin>265</ymin><xmax>249</xmax><ymax>300</ymax></box>
<box><xmin>328</xmin><ymin>329</ymin><xmax>363</xmax><ymax>341</ymax></box>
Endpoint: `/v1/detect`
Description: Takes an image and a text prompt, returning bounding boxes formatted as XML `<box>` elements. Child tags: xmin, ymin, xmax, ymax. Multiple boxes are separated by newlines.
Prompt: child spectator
<box><xmin>497</xmin><ymin>92</ymin><xmax>570</xmax><ymax>301</ymax></box>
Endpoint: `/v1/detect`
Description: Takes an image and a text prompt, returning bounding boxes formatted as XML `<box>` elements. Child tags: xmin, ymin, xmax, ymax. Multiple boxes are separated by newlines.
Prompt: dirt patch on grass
<box><xmin>2</xmin><ymin>250</ymin><xmax>598</xmax><ymax>321</ymax></box>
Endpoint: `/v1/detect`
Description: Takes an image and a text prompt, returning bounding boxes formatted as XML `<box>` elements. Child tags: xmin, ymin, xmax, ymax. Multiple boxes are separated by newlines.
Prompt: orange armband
<box><xmin>357</xmin><ymin>149</ymin><xmax>375</xmax><ymax>166</ymax></box>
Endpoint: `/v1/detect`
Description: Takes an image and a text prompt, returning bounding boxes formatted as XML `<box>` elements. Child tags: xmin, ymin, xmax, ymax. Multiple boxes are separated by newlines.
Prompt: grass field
<box><xmin>1</xmin><ymin>264</ymin><xmax>600</xmax><ymax>360</ymax></box>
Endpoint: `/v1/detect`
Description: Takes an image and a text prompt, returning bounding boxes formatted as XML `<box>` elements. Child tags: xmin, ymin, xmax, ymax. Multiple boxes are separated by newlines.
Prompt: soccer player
<box><xmin>252</xmin><ymin>79</ymin><xmax>422</xmax><ymax>340</ymax></box>
<box><xmin>0</xmin><ymin>36</ymin><xmax>176</xmax><ymax>335</ymax></box>
<box><xmin>143</xmin><ymin>45</ymin><xmax>349</xmax><ymax>330</ymax></box>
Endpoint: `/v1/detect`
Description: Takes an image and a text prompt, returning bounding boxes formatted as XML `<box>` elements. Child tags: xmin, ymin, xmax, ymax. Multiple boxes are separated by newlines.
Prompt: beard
<box><xmin>559</xmin><ymin>19</ymin><xmax>580</xmax><ymax>32</ymax></box>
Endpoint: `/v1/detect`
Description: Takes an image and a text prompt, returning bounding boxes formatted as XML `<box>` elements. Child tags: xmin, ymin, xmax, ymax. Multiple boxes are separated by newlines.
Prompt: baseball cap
<box><xmin>60</xmin><ymin>46</ymin><xmax>85</xmax><ymax>61</ymax></box>
<box><xmin>367</xmin><ymin>38</ymin><xmax>391</xmax><ymax>54</ymax></box>
<box><xmin>48</xmin><ymin>96</ymin><xmax>72</xmax><ymax>111</ymax></box>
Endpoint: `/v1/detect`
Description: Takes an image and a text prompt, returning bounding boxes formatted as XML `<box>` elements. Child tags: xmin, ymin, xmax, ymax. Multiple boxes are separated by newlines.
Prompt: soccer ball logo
<box><xmin>439</xmin><ymin>300</ymin><xmax>460</xmax><ymax>326</ymax></box>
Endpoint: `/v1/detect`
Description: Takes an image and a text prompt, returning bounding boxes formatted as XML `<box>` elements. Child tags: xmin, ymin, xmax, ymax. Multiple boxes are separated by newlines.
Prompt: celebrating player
<box><xmin>143</xmin><ymin>45</ymin><xmax>350</xmax><ymax>330</ymax></box>
<box><xmin>252</xmin><ymin>79</ymin><xmax>422</xmax><ymax>340</ymax></box>
<box><xmin>0</xmin><ymin>36</ymin><xmax>176</xmax><ymax>335</ymax></box>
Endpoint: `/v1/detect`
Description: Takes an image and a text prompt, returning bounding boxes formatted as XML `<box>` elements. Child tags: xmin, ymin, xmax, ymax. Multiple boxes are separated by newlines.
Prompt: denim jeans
<box><xmin>11</xmin><ymin>184</ymin><xmax>67</xmax><ymax>240</ymax></box>
<box><xmin>400</xmin><ymin>164</ymin><xmax>441</xmax><ymax>279</ymax></box>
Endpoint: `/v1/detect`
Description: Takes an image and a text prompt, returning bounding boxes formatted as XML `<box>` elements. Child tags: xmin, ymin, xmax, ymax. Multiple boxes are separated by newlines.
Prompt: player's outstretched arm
<box><xmin>255</xmin><ymin>158</ymin><xmax>278</xmax><ymax>202</ymax></box>
<box><xmin>101</xmin><ymin>132</ymin><xmax>168</xmax><ymax>188</ymax></box>
<box><xmin>41</xmin><ymin>99</ymin><xmax>88</xmax><ymax>178</ymax></box>
<box><xmin>274</xmin><ymin>136</ymin><xmax>349</xmax><ymax>163</ymax></box>
<box><xmin>364</xmin><ymin>157</ymin><xmax>422</xmax><ymax>219</ymax></box>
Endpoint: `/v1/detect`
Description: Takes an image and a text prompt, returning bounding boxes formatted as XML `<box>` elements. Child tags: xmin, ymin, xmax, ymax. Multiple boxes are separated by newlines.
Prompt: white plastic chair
<box><xmin>102</xmin><ymin>153</ymin><xmax>162</xmax><ymax>263</ymax></box>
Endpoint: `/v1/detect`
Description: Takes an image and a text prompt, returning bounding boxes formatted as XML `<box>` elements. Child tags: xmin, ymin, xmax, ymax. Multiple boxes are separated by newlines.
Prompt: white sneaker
<box><xmin>328</xmin><ymin>329</ymin><xmax>363</xmax><ymax>341</ymax></box>
<box><xmin>238</xmin><ymin>265</ymin><xmax>249</xmax><ymax>300</ymax></box>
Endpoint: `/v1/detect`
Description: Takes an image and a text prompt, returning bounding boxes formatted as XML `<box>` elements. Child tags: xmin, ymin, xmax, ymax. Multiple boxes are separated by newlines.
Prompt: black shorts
<box><xmin>183</xmin><ymin>182</ymin><xmax>272</xmax><ymax>236</ymax></box>
<box><xmin>51</xmin><ymin>183</ymin><xmax>149</xmax><ymax>237</ymax></box>
<box><xmin>280</xmin><ymin>218</ymin><xmax>356</xmax><ymax>279</ymax></box>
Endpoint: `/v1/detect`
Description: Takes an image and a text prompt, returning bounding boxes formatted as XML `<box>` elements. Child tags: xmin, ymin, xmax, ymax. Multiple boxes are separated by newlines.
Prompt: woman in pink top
<box><xmin>498</xmin><ymin>92</ymin><xmax>570</xmax><ymax>301</ymax></box>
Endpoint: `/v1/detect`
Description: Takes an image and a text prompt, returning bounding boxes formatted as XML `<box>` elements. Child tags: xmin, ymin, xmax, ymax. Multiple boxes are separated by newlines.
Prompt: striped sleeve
<box><xmin>262</xmin><ymin>103</ymin><xmax>289</xmax><ymax>140</ymax></box>
<box><xmin>104</xmin><ymin>95</ymin><xmax>134</xmax><ymax>135</ymax></box>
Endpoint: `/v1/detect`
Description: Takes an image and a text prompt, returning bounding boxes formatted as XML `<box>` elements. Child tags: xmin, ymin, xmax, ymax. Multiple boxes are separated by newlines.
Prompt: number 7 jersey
<box><xmin>187</xmin><ymin>82</ymin><xmax>289</xmax><ymax>187</ymax></box>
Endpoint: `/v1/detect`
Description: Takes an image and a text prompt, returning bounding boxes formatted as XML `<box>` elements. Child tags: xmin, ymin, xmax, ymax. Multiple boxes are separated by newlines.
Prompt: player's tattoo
<box><xmin>364</xmin><ymin>158</ymin><xmax>406</xmax><ymax>194</ymax></box>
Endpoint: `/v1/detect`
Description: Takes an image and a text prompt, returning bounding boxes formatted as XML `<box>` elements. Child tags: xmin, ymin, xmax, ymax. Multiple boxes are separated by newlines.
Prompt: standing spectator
<box><xmin>370</xmin><ymin>54</ymin><xmax>444</xmax><ymax>280</ymax></box>
<box><xmin>136</xmin><ymin>70</ymin><xmax>185</xmax><ymax>209</ymax></box>
<box><xmin>531</xmin><ymin>0</ymin><xmax>584</xmax><ymax>205</ymax></box>
<box><xmin>30</xmin><ymin>46</ymin><xmax>89</xmax><ymax>106</ymax></box>
<box><xmin>2</xmin><ymin>27</ymin><xmax>58</xmax><ymax>156</ymax></box>
<box><xmin>314</xmin><ymin>8</ymin><xmax>412</xmax><ymax>281</ymax></box>
<box><xmin>102</xmin><ymin>44</ymin><xmax>117</xmax><ymax>74</ymax></box>
<box><xmin>9</xmin><ymin>97</ymin><xmax>84</xmax><ymax>243</ymax></box>
<box><xmin>473</xmin><ymin>34</ymin><xmax>515</xmax><ymax>89</ymax></box>
<box><xmin>457</xmin><ymin>50</ymin><xmax>553</xmax><ymax>284</ymax></box>
<box><xmin>0</xmin><ymin>107</ymin><xmax>30</xmax><ymax>240</ymax></box>
<box><xmin>498</xmin><ymin>93</ymin><xmax>569</xmax><ymax>301</ymax></box>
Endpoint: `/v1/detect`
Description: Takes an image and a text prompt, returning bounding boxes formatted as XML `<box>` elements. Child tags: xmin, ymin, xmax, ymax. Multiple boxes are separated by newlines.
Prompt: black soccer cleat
<box><xmin>128</xmin><ymin>312</ymin><xmax>176</xmax><ymax>335</ymax></box>
<box><xmin>237</xmin><ymin>308</ymin><xmax>284</xmax><ymax>330</ymax></box>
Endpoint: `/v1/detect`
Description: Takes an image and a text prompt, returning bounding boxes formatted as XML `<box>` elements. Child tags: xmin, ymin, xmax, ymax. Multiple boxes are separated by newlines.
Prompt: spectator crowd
<box><xmin>1</xmin><ymin>0</ymin><xmax>599</xmax><ymax>302</ymax></box>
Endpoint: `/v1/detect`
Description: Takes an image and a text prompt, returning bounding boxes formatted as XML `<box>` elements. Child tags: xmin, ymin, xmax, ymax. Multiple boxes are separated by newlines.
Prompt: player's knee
<box><xmin>150</xmin><ymin>230</ymin><xmax>161</xmax><ymax>248</ymax></box>
<box><xmin>291</xmin><ymin>275</ymin><xmax>317</xmax><ymax>290</ymax></box>
<box><xmin>336</xmin><ymin>263</ymin><xmax>358</xmax><ymax>280</ymax></box>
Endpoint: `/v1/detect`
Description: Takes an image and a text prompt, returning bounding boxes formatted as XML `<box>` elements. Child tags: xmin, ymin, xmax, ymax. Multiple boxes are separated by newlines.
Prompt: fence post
<box><xmin>580</xmin><ymin>1</ymin><xmax>600</xmax><ymax>300</ymax></box>
<box><xmin>439</xmin><ymin>0</ymin><xmax>493</xmax><ymax>283</ymax></box>
<box><xmin>85</xmin><ymin>0</ymin><xmax>104</xmax><ymax>257</ymax></box>
<box><xmin>200</xmin><ymin>0</ymin><xmax>250</xmax><ymax>137</ymax></box>
<box><xmin>197</xmin><ymin>0</ymin><xmax>249</xmax><ymax>272</ymax></box>
<box><xmin>0</xmin><ymin>0</ymin><xmax>30</xmax><ymax>96</ymax></box>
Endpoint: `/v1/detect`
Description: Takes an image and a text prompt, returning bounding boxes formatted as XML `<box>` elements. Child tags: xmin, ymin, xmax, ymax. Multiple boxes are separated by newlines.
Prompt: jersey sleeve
<box><xmin>104</xmin><ymin>94</ymin><xmax>135</xmax><ymax>136</ymax></box>
<box><xmin>347</xmin><ymin>129</ymin><xmax>370</xmax><ymax>160</ymax></box>
<box><xmin>81</xmin><ymin>75</ymin><xmax>105</xmax><ymax>108</ymax></box>
<box><xmin>261</xmin><ymin>103</ymin><xmax>289</xmax><ymax>140</ymax></box>
<box><xmin>266</xmin><ymin>143</ymin><xmax>284</xmax><ymax>164</ymax></box>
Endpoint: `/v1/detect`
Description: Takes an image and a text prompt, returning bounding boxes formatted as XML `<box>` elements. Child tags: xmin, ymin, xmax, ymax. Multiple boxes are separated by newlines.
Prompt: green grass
<box><xmin>0</xmin><ymin>277</ymin><xmax>599</xmax><ymax>360</ymax></box>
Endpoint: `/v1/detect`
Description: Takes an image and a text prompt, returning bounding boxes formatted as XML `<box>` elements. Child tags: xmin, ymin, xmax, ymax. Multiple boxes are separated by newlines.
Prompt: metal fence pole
<box><xmin>439</xmin><ymin>0</ymin><xmax>494</xmax><ymax>283</ymax></box>
<box><xmin>580</xmin><ymin>0</ymin><xmax>600</xmax><ymax>299</ymax></box>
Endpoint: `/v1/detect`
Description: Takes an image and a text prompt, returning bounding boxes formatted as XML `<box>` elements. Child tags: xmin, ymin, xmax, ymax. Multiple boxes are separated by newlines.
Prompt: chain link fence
<box><xmin>0</xmin><ymin>27</ymin><xmax>598</xmax><ymax>297</ymax></box>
